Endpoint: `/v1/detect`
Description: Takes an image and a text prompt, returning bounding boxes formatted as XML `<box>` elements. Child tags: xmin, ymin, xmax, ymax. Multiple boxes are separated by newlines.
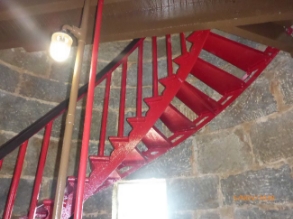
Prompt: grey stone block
<box><xmin>14</xmin><ymin>178</ymin><xmax>34</xmax><ymax>215</ymax></box>
<box><xmin>40</xmin><ymin>178</ymin><xmax>57</xmax><ymax>200</ymax></box>
<box><xmin>199</xmin><ymin>212</ymin><xmax>220</xmax><ymax>219</ymax></box>
<box><xmin>167</xmin><ymin>176</ymin><xmax>219</xmax><ymax>211</ymax></box>
<box><xmin>0</xmin><ymin>48</ymin><xmax>50</xmax><ymax>76</ymax></box>
<box><xmin>127</xmin><ymin>62</ymin><xmax>153</xmax><ymax>87</ymax></box>
<box><xmin>169</xmin><ymin>211</ymin><xmax>194</xmax><ymax>219</ymax></box>
<box><xmin>20</xmin><ymin>74</ymin><xmax>69</xmax><ymax>102</ymax></box>
<box><xmin>0</xmin><ymin>91</ymin><xmax>54</xmax><ymax>133</ymax></box>
<box><xmin>83</xmin><ymin>215</ymin><xmax>111</xmax><ymax>219</ymax></box>
<box><xmin>99</xmin><ymin>41</ymin><xmax>132</xmax><ymax>62</ymax></box>
<box><xmin>0</xmin><ymin>178</ymin><xmax>34</xmax><ymax>215</ymax></box>
<box><xmin>235</xmin><ymin>207</ymin><xmax>293</xmax><ymax>219</ymax></box>
<box><xmin>199</xmin><ymin>50</ymin><xmax>228</xmax><ymax>69</ymax></box>
<box><xmin>221</xmin><ymin>165</ymin><xmax>293</xmax><ymax>206</ymax></box>
<box><xmin>23</xmin><ymin>137</ymin><xmax>61</xmax><ymax>178</ymax></box>
<box><xmin>107</xmin><ymin>87</ymin><xmax>152</xmax><ymax>110</ymax></box>
<box><xmin>0</xmin><ymin>177</ymin><xmax>11</xmax><ymax>215</ymax></box>
<box><xmin>212</xmin><ymin>30</ymin><xmax>261</xmax><ymax>50</ymax></box>
<box><xmin>93</xmin><ymin>85</ymin><xmax>106</xmax><ymax>110</ymax></box>
<box><xmin>128</xmin><ymin>35</ymin><xmax>181</xmax><ymax>63</ymax></box>
<box><xmin>0</xmin><ymin>64</ymin><xmax>20</xmax><ymax>93</ymax></box>
<box><xmin>0</xmin><ymin>132</ymin><xmax>18</xmax><ymax>175</ymax></box>
<box><xmin>208</xmin><ymin>77</ymin><xmax>277</xmax><ymax>130</ymax></box>
<box><xmin>196</xmin><ymin>129</ymin><xmax>253</xmax><ymax>174</ymax></box>
<box><xmin>250</xmin><ymin>110</ymin><xmax>293</xmax><ymax>164</ymax></box>
<box><xmin>83</xmin><ymin>186</ymin><xmax>113</xmax><ymax>214</ymax></box>
<box><xmin>274</xmin><ymin>53</ymin><xmax>293</xmax><ymax>105</ymax></box>
<box><xmin>51</xmin><ymin>58</ymin><xmax>108</xmax><ymax>85</ymax></box>
<box><xmin>129</xmin><ymin>138</ymin><xmax>193</xmax><ymax>179</ymax></box>
<box><xmin>51</xmin><ymin>108</ymin><xmax>117</xmax><ymax>142</ymax></box>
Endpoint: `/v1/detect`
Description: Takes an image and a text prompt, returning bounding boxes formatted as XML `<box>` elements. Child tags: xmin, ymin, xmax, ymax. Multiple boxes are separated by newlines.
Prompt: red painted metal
<box><xmin>180</xmin><ymin>33</ymin><xmax>187</xmax><ymax>54</ymax></box>
<box><xmin>286</xmin><ymin>25</ymin><xmax>293</xmax><ymax>36</ymax></box>
<box><xmin>177</xmin><ymin>81</ymin><xmax>221</xmax><ymax>115</ymax></box>
<box><xmin>81</xmin><ymin>30</ymin><xmax>211</xmax><ymax>204</ymax></box>
<box><xmin>160</xmin><ymin>104</ymin><xmax>196</xmax><ymax>132</ymax></box>
<box><xmin>74</xmin><ymin>0</ymin><xmax>104</xmax><ymax>218</ymax></box>
<box><xmin>0</xmin><ymin>159</ymin><xmax>3</xmax><ymax>170</ymax></box>
<box><xmin>191</xmin><ymin>58</ymin><xmax>245</xmax><ymax>95</ymax></box>
<box><xmin>118</xmin><ymin>61</ymin><xmax>127</xmax><ymax>137</ymax></box>
<box><xmin>3</xmin><ymin>141</ymin><xmax>29</xmax><ymax>219</ymax></box>
<box><xmin>137</xmin><ymin>42</ymin><xmax>143</xmax><ymax>118</ymax></box>
<box><xmin>99</xmin><ymin>74</ymin><xmax>112</xmax><ymax>156</ymax></box>
<box><xmin>166</xmin><ymin>34</ymin><xmax>173</xmax><ymax>76</ymax></box>
<box><xmin>28</xmin><ymin>122</ymin><xmax>53</xmax><ymax>219</ymax></box>
<box><xmin>0</xmin><ymin>23</ymin><xmax>280</xmax><ymax>219</ymax></box>
<box><xmin>204</xmin><ymin>32</ymin><xmax>268</xmax><ymax>73</ymax></box>
<box><xmin>152</xmin><ymin>37</ymin><xmax>159</xmax><ymax>97</ymax></box>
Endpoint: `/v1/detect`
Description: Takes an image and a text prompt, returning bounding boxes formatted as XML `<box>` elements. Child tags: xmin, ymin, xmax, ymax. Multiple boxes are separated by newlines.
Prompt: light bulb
<box><xmin>49</xmin><ymin>32</ymin><xmax>73</xmax><ymax>62</ymax></box>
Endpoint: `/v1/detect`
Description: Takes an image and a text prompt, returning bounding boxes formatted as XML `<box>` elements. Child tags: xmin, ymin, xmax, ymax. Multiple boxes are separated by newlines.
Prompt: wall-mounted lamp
<box><xmin>49</xmin><ymin>31</ymin><xmax>73</xmax><ymax>62</ymax></box>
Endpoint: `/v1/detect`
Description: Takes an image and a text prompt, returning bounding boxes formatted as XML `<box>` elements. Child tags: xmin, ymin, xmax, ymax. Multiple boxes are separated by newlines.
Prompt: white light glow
<box><xmin>49</xmin><ymin>32</ymin><xmax>73</xmax><ymax>62</ymax></box>
<box><xmin>114</xmin><ymin>179</ymin><xmax>168</xmax><ymax>219</ymax></box>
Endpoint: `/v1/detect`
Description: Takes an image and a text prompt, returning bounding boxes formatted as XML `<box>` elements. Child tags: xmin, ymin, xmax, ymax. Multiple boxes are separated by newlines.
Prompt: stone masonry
<box><xmin>0</xmin><ymin>31</ymin><xmax>293</xmax><ymax>219</ymax></box>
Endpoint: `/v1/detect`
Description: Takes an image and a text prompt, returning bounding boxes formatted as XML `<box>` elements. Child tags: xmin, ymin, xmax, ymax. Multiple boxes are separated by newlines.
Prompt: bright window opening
<box><xmin>112</xmin><ymin>179</ymin><xmax>168</xmax><ymax>219</ymax></box>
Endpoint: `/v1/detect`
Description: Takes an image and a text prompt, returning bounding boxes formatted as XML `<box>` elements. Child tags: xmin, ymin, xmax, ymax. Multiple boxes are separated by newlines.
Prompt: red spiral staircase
<box><xmin>0</xmin><ymin>9</ymin><xmax>279</xmax><ymax>219</ymax></box>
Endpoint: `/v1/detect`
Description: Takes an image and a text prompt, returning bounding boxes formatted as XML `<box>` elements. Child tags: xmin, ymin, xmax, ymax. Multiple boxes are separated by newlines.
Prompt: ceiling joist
<box><xmin>0</xmin><ymin>0</ymin><xmax>292</xmax><ymax>50</ymax></box>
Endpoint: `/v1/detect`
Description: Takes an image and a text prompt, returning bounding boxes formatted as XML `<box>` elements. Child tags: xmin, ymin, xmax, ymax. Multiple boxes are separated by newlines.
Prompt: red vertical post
<box><xmin>3</xmin><ymin>140</ymin><xmax>28</xmax><ymax>219</ymax></box>
<box><xmin>152</xmin><ymin>37</ymin><xmax>158</xmax><ymax>97</ymax></box>
<box><xmin>166</xmin><ymin>34</ymin><xmax>173</xmax><ymax>76</ymax></box>
<box><xmin>0</xmin><ymin>159</ymin><xmax>3</xmax><ymax>170</ymax></box>
<box><xmin>137</xmin><ymin>42</ymin><xmax>143</xmax><ymax>118</ymax></box>
<box><xmin>28</xmin><ymin>122</ymin><xmax>53</xmax><ymax>219</ymax></box>
<box><xmin>74</xmin><ymin>0</ymin><xmax>104</xmax><ymax>218</ymax></box>
<box><xmin>180</xmin><ymin>33</ymin><xmax>187</xmax><ymax>54</ymax></box>
<box><xmin>118</xmin><ymin>61</ymin><xmax>128</xmax><ymax>137</ymax></box>
<box><xmin>98</xmin><ymin>74</ymin><xmax>112</xmax><ymax>156</ymax></box>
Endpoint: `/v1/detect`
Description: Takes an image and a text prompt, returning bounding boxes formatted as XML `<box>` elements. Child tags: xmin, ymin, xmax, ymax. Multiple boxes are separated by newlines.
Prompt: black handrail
<box><xmin>0</xmin><ymin>39</ymin><xmax>141</xmax><ymax>160</ymax></box>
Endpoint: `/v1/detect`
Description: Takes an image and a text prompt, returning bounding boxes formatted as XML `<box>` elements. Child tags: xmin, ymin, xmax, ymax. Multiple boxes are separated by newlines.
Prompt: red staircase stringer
<box><xmin>64</xmin><ymin>33</ymin><xmax>279</xmax><ymax>219</ymax></box>
<box><xmin>57</xmin><ymin>30</ymin><xmax>211</xmax><ymax>219</ymax></box>
<box><xmin>84</xmin><ymin>30</ymin><xmax>211</xmax><ymax>198</ymax></box>
<box><xmin>6</xmin><ymin>31</ymin><xmax>279</xmax><ymax>219</ymax></box>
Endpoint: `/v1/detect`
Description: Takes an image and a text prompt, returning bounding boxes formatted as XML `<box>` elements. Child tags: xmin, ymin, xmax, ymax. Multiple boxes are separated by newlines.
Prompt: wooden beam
<box><xmin>0</xmin><ymin>0</ymin><xmax>293</xmax><ymax>50</ymax></box>
<box><xmin>100</xmin><ymin>0</ymin><xmax>293</xmax><ymax>42</ymax></box>
<box><xmin>221</xmin><ymin>22</ymin><xmax>293</xmax><ymax>56</ymax></box>
<box><xmin>0</xmin><ymin>0</ymin><xmax>85</xmax><ymax>21</ymax></box>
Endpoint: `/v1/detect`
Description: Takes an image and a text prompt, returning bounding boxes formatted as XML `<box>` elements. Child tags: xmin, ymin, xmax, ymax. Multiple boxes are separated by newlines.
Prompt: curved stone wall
<box><xmin>0</xmin><ymin>32</ymin><xmax>293</xmax><ymax>218</ymax></box>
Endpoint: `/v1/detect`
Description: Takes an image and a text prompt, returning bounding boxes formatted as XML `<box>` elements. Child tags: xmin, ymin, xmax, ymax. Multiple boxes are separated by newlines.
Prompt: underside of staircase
<box><xmin>0</xmin><ymin>6</ymin><xmax>282</xmax><ymax>217</ymax></box>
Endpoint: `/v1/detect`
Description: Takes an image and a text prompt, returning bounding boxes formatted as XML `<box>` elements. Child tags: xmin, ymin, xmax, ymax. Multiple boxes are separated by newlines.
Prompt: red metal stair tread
<box><xmin>203</xmin><ymin>32</ymin><xmax>268</xmax><ymax>72</ymax></box>
<box><xmin>176</xmin><ymin>81</ymin><xmax>221</xmax><ymax>116</ymax></box>
<box><xmin>160</xmin><ymin>104</ymin><xmax>196</xmax><ymax>133</ymax></box>
<box><xmin>191</xmin><ymin>58</ymin><xmax>245</xmax><ymax>95</ymax></box>
<box><xmin>109</xmin><ymin>136</ymin><xmax>129</xmax><ymax>149</ymax></box>
<box><xmin>142</xmin><ymin>127</ymin><xmax>172</xmax><ymax>149</ymax></box>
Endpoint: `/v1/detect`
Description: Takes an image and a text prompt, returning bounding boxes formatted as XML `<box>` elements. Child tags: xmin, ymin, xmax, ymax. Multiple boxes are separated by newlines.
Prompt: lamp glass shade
<box><xmin>49</xmin><ymin>32</ymin><xmax>73</xmax><ymax>62</ymax></box>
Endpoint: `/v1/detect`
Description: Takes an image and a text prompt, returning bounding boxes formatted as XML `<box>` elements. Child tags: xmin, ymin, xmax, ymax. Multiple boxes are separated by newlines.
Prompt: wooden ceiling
<box><xmin>0</xmin><ymin>0</ymin><xmax>293</xmax><ymax>53</ymax></box>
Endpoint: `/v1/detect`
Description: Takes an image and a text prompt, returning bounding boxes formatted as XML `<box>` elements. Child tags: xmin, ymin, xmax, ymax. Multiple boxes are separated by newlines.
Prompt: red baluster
<box><xmin>0</xmin><ymin>159</ymin><xmax>3</xmax><ymax>170</ymax></box>
<box><xmin>28</xmin><ymin>122</ymin><xmax>53</xmax><ymax>219</ymax></box>
<box><xmin>3</xmin><ymin>140</ymin><xmax>29</xmax><ymax>219</ymax></box>
<box><xmin>99</xmin><ymin>74</ymin><xmax>112</xmax><ymax>156</ymax></box>
<box><xmin>74</xmin><ymin>0</ymin><xmax>104</xmax><ymax>218</ymax></box>
<box><xmin>152</xmin><ymin>37</ymin><xmax>159</xmax><ymax>97</ymax></box>
<box><xmin>118</xmin><ymin>61</ymin><xmax>128</xmax><ymax>137</ymax></box>
<box><xmin>180</xmin><ymin>33</ymin><xmax>187</xmax><ymax>54</ymax></box>
<box><xmin>137</xmin><ymin>42</ymin><xmax>143</xmax><ymax>118</ymax></box>
<box><xmin>166</xmin><ymin>34</ymin><xmax>173</xmax><ymax>76</ymax></box>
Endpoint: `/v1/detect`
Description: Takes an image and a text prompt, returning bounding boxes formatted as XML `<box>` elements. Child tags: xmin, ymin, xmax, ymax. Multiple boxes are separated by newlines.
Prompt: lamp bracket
<box><xmin>62</xmin><ymin>25</ymin><xmax>83</xmax><ymax>39</ymax></box>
